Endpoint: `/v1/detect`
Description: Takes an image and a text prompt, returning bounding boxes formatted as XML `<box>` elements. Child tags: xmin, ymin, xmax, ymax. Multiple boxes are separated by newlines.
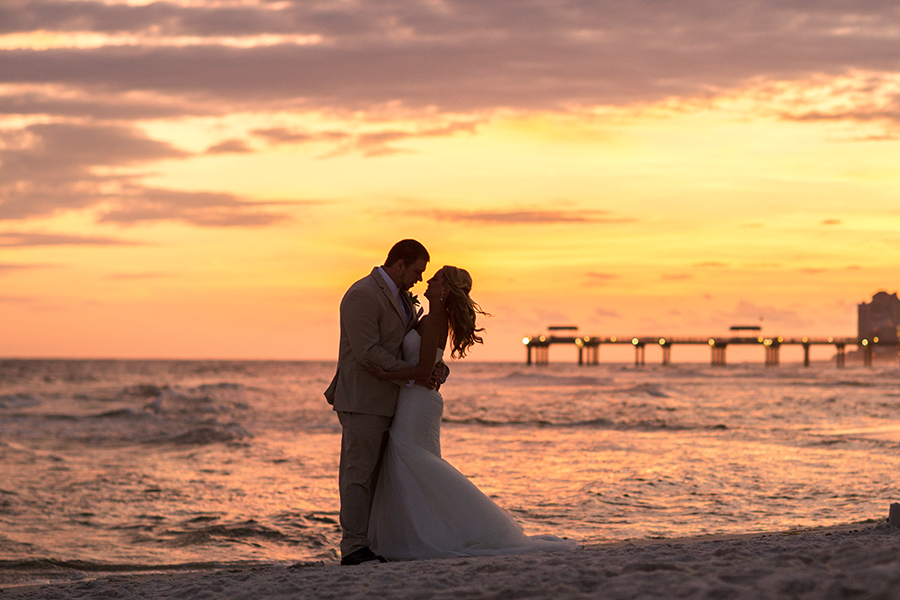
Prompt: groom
<box><xmin>324</xmin><ymin>239</ymin><xmax>432</xmax><ymax>565</ymax></box>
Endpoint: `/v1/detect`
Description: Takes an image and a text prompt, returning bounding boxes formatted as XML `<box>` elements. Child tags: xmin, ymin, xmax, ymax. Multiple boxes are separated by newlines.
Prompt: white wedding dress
<box><xmin>369</xmin><ymin>330</ymin><xmax>577</xmax><ymax>560</ymax></box>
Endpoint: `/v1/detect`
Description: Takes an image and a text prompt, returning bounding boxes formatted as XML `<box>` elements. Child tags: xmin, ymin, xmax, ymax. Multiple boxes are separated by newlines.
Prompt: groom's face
<box><xmin>399</xmin><ymin>258</ymin><xmax>428</xmax><ymax>291</ymax></box>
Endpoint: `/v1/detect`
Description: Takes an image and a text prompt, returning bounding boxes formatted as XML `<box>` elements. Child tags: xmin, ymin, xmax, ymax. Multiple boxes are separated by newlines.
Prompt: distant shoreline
<box><xmin>1</xmin><ymin>356</ymin><xmax>895</xmax><ymax>365</ymax></box>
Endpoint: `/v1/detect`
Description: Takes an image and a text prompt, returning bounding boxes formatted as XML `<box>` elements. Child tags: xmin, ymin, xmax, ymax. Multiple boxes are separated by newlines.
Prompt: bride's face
<box><xmin>424</xmin><ymin>269</ymin><xmax>447</xmax><ymax>303</ymax></box>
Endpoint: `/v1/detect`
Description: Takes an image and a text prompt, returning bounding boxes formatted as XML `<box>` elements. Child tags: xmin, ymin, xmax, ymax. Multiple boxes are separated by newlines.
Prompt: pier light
<box><xmin>861</xmin><ymin>339</ymin><xmax>869</xmax><ymax>346</ymax></box>
<box><xmin>758</xmin><ymin>336</ymin><xmax>764</xmax><ymax>343</ymax></box>
<box><xmin>777</xmin><ymin>337</ymin><xmax>783</xmax><ymax>343</ymax></box>
<box><xmin>658</xmin><ymin>338</ymin><xmax>666</xmax><ymax>346</ymax></box>
<box><xmin>539</xmin><ymin>335</ymin><xmax>546</xmax><ymax>342</ymax></box>
<box><xmin>764</xmin><ymin>339</ymin><xmax>772</xmax><ymax>346</ymax></box>
<box><xmin>584</xmin><ymin>336</ymin><xmax>591</xmax><ymax>342</ymax></box>
<box><xmin>610</xmin><ymin>336</ymin><xmax>617</xmax><ymax>342</ymax></box>
<box><xmin>827</xmin><ymin>337</ymin><xmax>834</xmax><ymax>343</ymax></box>
<box><xmin>575</xmin><ymin>338</ymin><xmax>584</xmax><ymax>347</ymax></box>
<box><xmin>708</xmin><ymin>338</ymin><xmax>715</xmax><ymax>346</ymax></box>
<box><xmin>802</xmin><ymin>337</ymin><xmax>808</xmax><ymax>343</ymax></box>
<box><xmin>523</xmin><ymin>337</ymin><xmax>531</xmax><ymax>345</ymax></box>
<box><xmin>874</xmin><ymin>336</ymin><xmax>880</xmax><ymax>343</ymax></box>
<box><xmin>632</xmin><ymin>338</ymin><xmax>639</xmax><ymax>345</ymax></box>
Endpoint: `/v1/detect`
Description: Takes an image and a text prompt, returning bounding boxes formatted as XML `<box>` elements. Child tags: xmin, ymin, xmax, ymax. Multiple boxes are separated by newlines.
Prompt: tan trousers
<box><xmin>337</xmin><ymin>411</ymin><xmax>392</xmax><ymax>557</ymax></box>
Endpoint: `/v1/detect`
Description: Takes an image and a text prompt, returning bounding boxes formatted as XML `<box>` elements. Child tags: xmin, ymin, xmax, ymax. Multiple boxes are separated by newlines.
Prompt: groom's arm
<box><xmin>342</xmin><ymin>287</ymin><xmax>413</xmax><ymax>372</ymax></box>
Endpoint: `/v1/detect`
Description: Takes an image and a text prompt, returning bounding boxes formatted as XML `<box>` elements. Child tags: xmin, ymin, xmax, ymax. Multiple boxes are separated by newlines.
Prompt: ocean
<box><xmin>1</xmin><ymin>357</ymin><xmax>899</xmax><ymax>587</ymax></box>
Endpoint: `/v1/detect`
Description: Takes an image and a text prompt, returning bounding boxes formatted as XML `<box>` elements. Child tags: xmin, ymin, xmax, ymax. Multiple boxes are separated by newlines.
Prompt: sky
<box><xmin>1</xmin><ymin>0</ymin><xmax>899</xmax><ymax>362</ymax></box>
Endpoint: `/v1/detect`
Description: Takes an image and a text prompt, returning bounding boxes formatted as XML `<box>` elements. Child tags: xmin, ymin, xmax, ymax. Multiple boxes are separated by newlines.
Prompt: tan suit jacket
<box><xmin>324</xmin><ymin>267</ymin><xmax>418</xmax><ymax>416</ymax></box>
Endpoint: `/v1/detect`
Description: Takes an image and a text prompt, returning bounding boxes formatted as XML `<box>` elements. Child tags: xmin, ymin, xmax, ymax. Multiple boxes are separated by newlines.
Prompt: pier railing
<box><xmin>522</xmin><ymin>334</ymin><xmax>896</xmax><ymax>368</ymax></box>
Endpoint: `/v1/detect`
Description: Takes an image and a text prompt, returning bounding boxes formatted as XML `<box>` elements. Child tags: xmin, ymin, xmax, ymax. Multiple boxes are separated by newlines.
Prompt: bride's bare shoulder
<box><xmin>416</xmin><ymin>313</ymin><xmax>437</xmax><ymax>328</ymax></box>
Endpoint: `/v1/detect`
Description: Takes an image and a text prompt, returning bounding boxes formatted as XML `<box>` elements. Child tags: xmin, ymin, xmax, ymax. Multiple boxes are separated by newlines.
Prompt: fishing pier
<box><xmin>523</xmin><ymin>326</ymin><xmax>892</xmax><ymax>368</ymax></box>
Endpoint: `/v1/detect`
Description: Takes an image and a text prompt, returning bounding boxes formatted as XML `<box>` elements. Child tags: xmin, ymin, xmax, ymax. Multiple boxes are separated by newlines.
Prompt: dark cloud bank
<box><xmin>2</xmin><ymin>0</ymin><xmax>900</xmax><ymax>229</ymax></box>
<box><xmin>3</xmin><ymin>0</ymin><xmax>900</xmax><ymax>112</ymax></box>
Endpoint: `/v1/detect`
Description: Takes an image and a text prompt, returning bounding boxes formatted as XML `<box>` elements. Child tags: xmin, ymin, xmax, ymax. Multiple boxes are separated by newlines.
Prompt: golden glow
<box><xmin>3</xmin><ymin>69</ymin><xmax>899</xmax><ymax>359</ymax></box>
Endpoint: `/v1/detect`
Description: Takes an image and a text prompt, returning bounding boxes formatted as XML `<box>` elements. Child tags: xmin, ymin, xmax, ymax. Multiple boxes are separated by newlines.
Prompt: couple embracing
<box><xmin>325</xmin><ymin>239</ymin><xmax>575</xmax><ymax>565</ymax></box>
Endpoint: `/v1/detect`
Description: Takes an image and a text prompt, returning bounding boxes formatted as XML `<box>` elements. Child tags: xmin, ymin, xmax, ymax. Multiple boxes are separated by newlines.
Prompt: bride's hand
<box><xmin>365</xmin><ymin>360</ymin><xmax>388</xmax><ymax>379</ymax></box>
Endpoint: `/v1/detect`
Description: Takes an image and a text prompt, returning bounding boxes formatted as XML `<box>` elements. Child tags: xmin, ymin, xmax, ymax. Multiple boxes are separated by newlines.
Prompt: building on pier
<box><xmin>858</xmin><ymin>291</ymin><xmax>900</xmax><ymax>345</ymax></box>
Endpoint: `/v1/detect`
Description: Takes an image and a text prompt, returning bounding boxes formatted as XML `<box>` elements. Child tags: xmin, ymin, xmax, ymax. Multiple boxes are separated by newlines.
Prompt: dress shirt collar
<box><xmin>377</xmin><ymin>266</ymin><xmax>402</xmax><ymax>300</ymax></box>
<box><xmin>378</xmin><ymin>266</ymin><xmax>410</xmax><ymax>319</ymax></box>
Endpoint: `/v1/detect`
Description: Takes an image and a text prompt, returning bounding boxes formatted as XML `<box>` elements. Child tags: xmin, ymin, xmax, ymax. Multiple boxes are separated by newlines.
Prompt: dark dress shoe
<box><xmin>341</xmin><ymin>547</ymin><xmax>387</xmax><ymax>565</ymax></box>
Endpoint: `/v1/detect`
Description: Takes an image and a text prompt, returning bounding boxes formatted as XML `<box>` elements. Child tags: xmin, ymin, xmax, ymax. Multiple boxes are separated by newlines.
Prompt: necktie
<box><xmin>400</xmin><ymin>293</ymin><xmax>411</xmax><ymax>321</ymax></box>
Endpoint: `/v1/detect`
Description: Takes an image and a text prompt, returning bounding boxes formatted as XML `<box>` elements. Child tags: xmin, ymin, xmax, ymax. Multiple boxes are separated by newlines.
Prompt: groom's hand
<box><xmin>427</xmin><ymin>361</ymin><xmax>449</xmax><ymax>391</ymax></box>
<box><xmin>365</xmin><ymin>360</ymin><xmax>388</xmax><ymax>379</ymax></box>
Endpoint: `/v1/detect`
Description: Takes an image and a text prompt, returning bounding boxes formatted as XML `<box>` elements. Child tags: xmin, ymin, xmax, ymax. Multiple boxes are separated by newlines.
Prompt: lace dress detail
<box><xmin>368</xmin><ymin>330</ymin><xmax>576</xmax><ymax>560</ymax></box>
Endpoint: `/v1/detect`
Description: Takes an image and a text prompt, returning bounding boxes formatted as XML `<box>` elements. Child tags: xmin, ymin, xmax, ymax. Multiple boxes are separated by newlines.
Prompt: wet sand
<box><xmin>4</xmin><ymin>520</ymin><xmax>899</xmax><ymax>599</ymax></box>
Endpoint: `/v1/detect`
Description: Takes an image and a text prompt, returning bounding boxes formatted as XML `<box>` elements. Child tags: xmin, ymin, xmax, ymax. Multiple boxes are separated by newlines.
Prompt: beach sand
<box><xmin>4</xmin><ymin>521</ymin><xmax>898</xmax><ymax>599</ymax></box>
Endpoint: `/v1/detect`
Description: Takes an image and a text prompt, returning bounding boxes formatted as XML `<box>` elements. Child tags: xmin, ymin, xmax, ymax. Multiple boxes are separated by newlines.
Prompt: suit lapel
<box><xmin>371</xmin><ymin>268</ymin><xmax>408</xmax><ymax>324</ymax></box>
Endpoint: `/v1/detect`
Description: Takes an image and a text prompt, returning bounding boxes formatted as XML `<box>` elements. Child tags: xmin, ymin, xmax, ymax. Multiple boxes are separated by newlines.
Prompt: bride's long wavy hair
<box><xmin>441</xmin><ymin>266</ymin><xmax>489</xmax><ymax>359</ymax></box>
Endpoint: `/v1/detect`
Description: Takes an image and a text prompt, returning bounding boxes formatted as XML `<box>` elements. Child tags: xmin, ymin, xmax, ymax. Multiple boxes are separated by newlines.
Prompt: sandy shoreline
<box><xmin>3</xmin><ymin>521</ymin><xmax>899</xmax><ymax>599</ymax></box>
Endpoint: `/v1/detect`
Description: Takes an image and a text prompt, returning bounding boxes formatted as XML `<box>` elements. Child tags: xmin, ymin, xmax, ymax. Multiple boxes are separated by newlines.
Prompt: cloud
<box><xmin>106</xmin><ymin>272</ymin><xmax>169</xmax><ymax>280</ymax></box>
<box><xmin>770</xmin><ymin>72</ymin><xmax>900</xmax><ymax>128</ymax></box>
<box><xmin>0</xmin><ymin>262</ymin><xmax>53</xmax><ymax>273</ymax></box>
<box><xmin>694</xmin><ymin>261</ymin><xmax>728</xmax><ymax>268</ymax></box>
<box><xmin>3</xmin><ymin>0</ymin><xmax>900</xmax><ymax>237</ymax></box>
<box><xmin>205</xmin><ymin>139</ymin><xmax>253</xmax><ymax>154</ymax></box>
<box><xmin>431</xmin><ymin>209</ymin><xmax>633</xmax><ymax>224</ymax></box>
<box><xmin>0</xmin><ymin>295</ymin><xmax>36</xmax><ymax>303</ymax></box>
<box><xmin>0</xmin><ymin>122</ymin><xmax>294</xmax><ymax>227</ymax></box>
<box><xmin>584</xmin><ymin>272</ymin><xmax>619</xmax><ymax>287</ymax></box>
<box><xmin>351</xmin><ymin>122</ymin><xmax>479</xmax><ymax>156</ymax></box>
<box><xmin>255</xmin><ymin>121</ymin><xmax>480</xmax><ymax>157</ymax></box>
<box><xmin>0</xmin><ymin>232</ymin><xmax>131</xmax><ymax>247</ymax></box>
<box><xmin>3</xmin><ymin>2</ymin><xmax>900</xmax><ymax>115</ymax></box>
<box><xmin>253</xmin><ymin>128</ymin><xmax>319</xmax><ymax>144</ymax></box>
<box><xmin>0</xmin><ymin>87</ymin><xmax>220</xmax><ymax>120</ymax></box>
<box><xmin>97</xmin><ymin>189</ymin><xmax>292</xmax><ymax>227</ymax></box>
<box><xmin>0</xmin><ymin>122</ymin><xmax>187</xmax><ymax>220</ymax></box>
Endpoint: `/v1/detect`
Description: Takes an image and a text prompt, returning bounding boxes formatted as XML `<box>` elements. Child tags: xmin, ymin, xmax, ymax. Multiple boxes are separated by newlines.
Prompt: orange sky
<box><xmin>2</xmin><ymin>1</ymin><xmax>899</xmax><ymax>361</ymax></box>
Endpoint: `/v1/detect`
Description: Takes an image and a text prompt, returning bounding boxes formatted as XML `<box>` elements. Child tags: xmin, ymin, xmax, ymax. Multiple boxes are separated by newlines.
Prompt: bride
<box><xmin>366</xmin><ymin>265</ymin><xmax>576</xmax><ymax>560</ymax></box>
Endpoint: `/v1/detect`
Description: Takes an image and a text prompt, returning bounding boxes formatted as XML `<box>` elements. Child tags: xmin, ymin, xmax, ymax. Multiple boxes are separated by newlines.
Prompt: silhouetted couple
<box><xmin>325</xmin><ymin>239</ymin><xmax>575</xmax><ymax>564</ymax></box>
